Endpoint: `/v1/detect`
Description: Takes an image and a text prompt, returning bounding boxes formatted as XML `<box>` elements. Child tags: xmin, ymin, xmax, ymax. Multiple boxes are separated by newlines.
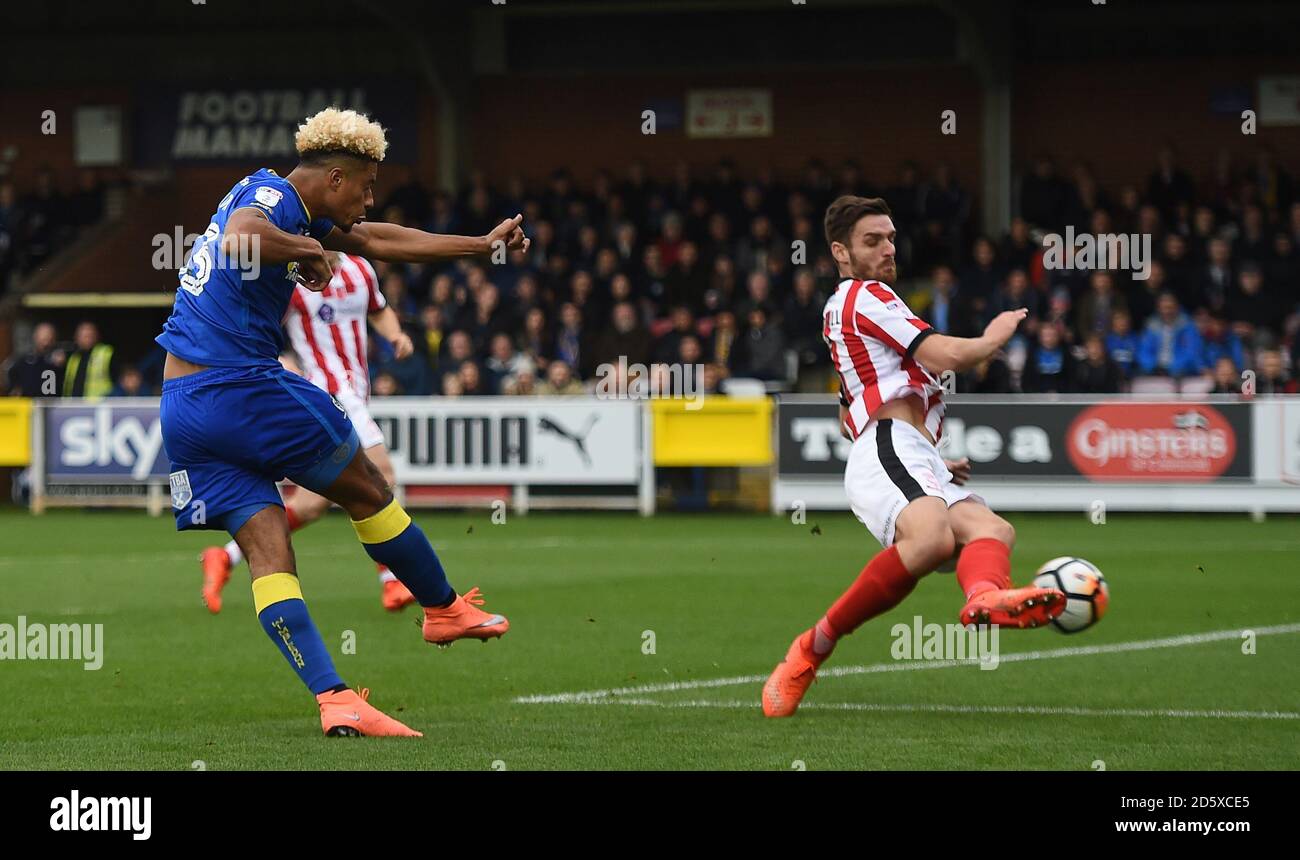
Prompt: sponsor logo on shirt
<box><xmin>254</xmin><ymin>186</ymin><xmax>283</xmax><ymax>209</ymax></box>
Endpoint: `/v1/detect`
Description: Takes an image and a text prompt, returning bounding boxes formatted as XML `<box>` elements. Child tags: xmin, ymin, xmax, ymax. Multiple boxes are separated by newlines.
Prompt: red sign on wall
<box><xmin>1067</xmin><ymin>404</ymin><xmax>1238</xmax><ymax>480</ymax></box>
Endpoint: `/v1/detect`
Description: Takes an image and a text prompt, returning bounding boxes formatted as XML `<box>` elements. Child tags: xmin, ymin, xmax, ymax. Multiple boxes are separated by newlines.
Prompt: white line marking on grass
<box><xmin>514</xmin><ymin>622</ymin><xmax>1300</xmax><ymax>705</ymax></box>
<box><xmin>578</xmin><ymin>699</ymin><xmax>1299</xmax><ymax>720</ymax></box>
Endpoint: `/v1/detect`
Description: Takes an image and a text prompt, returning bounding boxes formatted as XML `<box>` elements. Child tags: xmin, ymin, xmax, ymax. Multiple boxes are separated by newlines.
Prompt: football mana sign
<box><xmin>134</xmin><ymin>85</ymin><xmax>417</xmax><ymax>164</ymax></box>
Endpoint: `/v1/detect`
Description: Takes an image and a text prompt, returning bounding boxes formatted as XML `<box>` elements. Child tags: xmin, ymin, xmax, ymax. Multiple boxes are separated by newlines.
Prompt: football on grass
<box><xmin>1032</xmin><ymin>557</ymin><xmax>1109</xmax><ymax>633</ymax></box>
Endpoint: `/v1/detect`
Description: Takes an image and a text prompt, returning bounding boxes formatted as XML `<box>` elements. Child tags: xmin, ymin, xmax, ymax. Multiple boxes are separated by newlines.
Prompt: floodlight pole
<box><xmin>357</xmin><ymin>0</ymin><xmax>469</xmax><ymax>194</ymax></box>
<box><xmin>941</xmin><ymin>0</ymin><xmax>1014</xmax><ymax>236</ymax></box>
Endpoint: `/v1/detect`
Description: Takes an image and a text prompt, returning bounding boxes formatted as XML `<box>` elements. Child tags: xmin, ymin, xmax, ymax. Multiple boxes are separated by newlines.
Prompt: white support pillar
<box><xmin>638</xmin><ymin>403</ymin><xmax>655</xmax><ymax>516</ymax></box>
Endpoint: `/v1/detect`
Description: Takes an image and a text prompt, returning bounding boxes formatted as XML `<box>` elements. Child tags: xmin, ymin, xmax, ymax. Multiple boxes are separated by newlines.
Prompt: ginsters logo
<box><xmin>1067</xmin><ymin>405</ymin><xmax>1236</xmax><ymax>479</ymax></box>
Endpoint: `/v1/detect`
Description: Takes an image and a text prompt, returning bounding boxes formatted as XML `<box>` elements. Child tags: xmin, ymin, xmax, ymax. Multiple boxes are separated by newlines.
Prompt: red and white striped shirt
<box><xmin>284</xmin><ymin>254</ymin><xmax>385</xmax><ymax>401</ymax></box>
<box><xmin>823</xmin><ymin>278</ymin><xmax>945</xmax><ymax>442</ymax></box>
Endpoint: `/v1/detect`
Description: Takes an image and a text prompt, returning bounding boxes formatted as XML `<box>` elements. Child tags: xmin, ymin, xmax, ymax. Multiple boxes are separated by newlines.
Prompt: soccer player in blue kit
<box><xmin>157</xmin><ymin>108</ymin><xmax>528</xmax><ymax>737</ymax></box>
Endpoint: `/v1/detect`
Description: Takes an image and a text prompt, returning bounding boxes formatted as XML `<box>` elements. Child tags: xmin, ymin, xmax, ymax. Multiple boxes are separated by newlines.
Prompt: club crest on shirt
<box><xmin>318</xmin><ymin>303</ymin><xmax>336</xmax><ymax>323</ymax></box>
<box><xmin>169</xmin><ymin>470</ymin><xmax>193</xmax><ymax>509</ymax></box>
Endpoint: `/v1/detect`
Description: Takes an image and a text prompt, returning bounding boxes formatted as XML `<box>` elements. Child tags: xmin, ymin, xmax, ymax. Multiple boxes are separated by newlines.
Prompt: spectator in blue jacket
<box><xmin>1136</xmin><ymin>292</ymin><xmax>1199</xmax><ymax>377</ymax></box>
<box><xmin>1188</xmin><ymin>308</ymin><xmax>1245</xmax><ymax>378</ymax></box>
<box><xmin>1105</xmin><ymin>308</ymin><xmax>1140</xmax><ymax>378</ymax></box>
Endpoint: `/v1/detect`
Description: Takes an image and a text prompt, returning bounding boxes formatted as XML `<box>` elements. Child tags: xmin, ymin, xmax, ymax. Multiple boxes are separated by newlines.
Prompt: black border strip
<box><xmin>875</xmin><ymin>419</ymin><xmax>926</xmax><ymax>501</ymax></box>
<box><xmin>905</xmin><ymin>327</ymin><xmax>935</xmax><ymax>361</ymax></box>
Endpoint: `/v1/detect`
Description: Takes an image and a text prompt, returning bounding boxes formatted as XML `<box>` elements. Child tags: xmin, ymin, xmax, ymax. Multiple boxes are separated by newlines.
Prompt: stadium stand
<box><xmin>6</xmin><ymin>147</ymin><xmax>1296</xmax><ymax>400</ymax></box>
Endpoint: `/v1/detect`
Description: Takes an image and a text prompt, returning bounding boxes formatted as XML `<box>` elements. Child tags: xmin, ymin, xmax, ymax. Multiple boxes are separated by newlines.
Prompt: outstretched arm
<box><xmin>323</xmin><ymin>214</ymin><xmax>530</xmax><ymax>263</ymax></box>
<box><xmin>224</xmin><ymin>207</ymin><xmax>335</xmax><ymax>288</ymax></box>
<box><xmin>912</xmin><ymin>308</ymin><xmax>1028</xmax><ymax>374</ymax></box>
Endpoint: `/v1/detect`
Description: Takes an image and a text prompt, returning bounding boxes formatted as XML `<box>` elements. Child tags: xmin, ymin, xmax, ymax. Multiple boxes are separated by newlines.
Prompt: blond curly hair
<box><xmin>295</xmin><ymin>108</ymin><xmax>388</xmax><ymax>162</ymax></box>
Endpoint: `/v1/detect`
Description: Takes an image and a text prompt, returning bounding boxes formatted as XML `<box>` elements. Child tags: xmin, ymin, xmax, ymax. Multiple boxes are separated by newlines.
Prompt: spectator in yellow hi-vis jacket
<box><xmin>63</xmin><ymin>321</ymin><xmax>118</xmax><ymax>400</ymax></box>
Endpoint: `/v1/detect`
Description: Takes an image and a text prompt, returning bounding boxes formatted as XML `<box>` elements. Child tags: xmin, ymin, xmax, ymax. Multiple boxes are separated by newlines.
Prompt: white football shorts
<box><xmin>334</xmin><ymin>387</ymin><xmax>386</xmax><ymax>450</ymax></box>
<box><xmin>845</xmin><ymin>417</ymin><xmax>986</xmax><ymax>548</ymax></box>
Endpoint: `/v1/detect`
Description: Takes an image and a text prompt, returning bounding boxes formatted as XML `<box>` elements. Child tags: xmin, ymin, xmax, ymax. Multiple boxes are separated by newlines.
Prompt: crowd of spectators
<box><xmin>3</xmin><ymin>147</ymin><xmax>1299</xmax><ymax>398</ymax></box>
<box><xmin>0</xmin><ymin>167</ymin><xmax>109</xmax><ymax>297</ymax></box>
<box><xmin>928</xmin><ymin>145</ymin><xmax>1299</xmax><ymax>395</ymax></box>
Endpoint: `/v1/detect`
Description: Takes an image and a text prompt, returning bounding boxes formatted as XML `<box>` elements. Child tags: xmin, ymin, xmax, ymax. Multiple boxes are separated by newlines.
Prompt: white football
<box><xmin>1032</xmin><ymin>556</ymin><xmax>1109</xmax><ymax>633</ymax></box>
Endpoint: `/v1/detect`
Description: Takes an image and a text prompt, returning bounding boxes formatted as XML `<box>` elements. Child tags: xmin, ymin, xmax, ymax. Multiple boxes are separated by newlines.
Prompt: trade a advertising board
<box><xmin>777</xmin><ymin>396</ymin><xmax>1253</xmax><ymax>482</ymax></box>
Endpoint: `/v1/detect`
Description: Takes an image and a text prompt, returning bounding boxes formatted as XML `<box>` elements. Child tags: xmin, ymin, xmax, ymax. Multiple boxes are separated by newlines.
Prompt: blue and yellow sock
<box><xmin>252</xmin><ymin>573</ymin><xmax>345</xmax><ymax>695</ymax></box>
<box><xmin>351</xmin><ymin>499</ymin><xmax>455</xmax><ymax>608</ymax></box>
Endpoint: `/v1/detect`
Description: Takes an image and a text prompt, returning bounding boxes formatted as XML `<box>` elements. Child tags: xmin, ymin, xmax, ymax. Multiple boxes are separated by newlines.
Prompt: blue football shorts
<box><xmin>160</xmin><ymin>364</ymin><xmax>360</xmax><ymax>536</ymax></box>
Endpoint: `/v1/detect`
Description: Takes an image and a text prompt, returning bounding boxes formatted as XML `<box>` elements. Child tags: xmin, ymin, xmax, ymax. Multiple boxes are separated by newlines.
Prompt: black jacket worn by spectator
<box><xmin>1020</xmin><ymin>172</ymin><xmax>1071</xmax><ymax>232</ymax></box>
<box><xmin>731</xmin><ymin>324</ymin><xmax>788</xmax><ymax>381</ymax></box>
<box><xmin>1021</xmin><ymin>346</ymin><xmax>1074</xmax><ymax>394</ymax></box>
<box><xmin>958</xmin><ymin>357</ymin><xmax>1012</xmax><ymax>394</ymax></box>
<box><xmin>1228</xmin><ymin>289</ymin><xmax>1280</xmax><ymax>335</ymax></box>
<box><xmin>1073</xmin><ymin>357</ymin><xmax>1124</xmax><ymax>394</ymax></box>
<box><xmin>590</xmin><ymin>327</ymin><xmax>652</xmax><ymax>375</ymax></box>
<box><xmin>1147</xmin><ymin>167</ymin><xmax>1196</xmax><ymax>219</ymax></box>
<box><xmin>7</xmin><ymin>350</ymin><xmax>62</xmax><ymax>397</ymax></box>
<box><xmin>782</xmin><ymin>293</ymin><xmax>827</xmax><ymax>366</ymax></box>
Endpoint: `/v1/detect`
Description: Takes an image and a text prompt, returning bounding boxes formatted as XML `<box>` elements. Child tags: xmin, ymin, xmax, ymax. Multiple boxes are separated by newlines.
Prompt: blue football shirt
<box><xmin>157</xmin><ymin>169</ymin><xmax>335</xmax><ymax>367</ymax></box>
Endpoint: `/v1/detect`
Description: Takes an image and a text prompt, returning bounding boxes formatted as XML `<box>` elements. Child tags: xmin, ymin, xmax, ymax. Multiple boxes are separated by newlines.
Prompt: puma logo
<box><xmin>539</xmin><ymin>414</ymin><xmax>599</xmax><ymax>467</ymax></box>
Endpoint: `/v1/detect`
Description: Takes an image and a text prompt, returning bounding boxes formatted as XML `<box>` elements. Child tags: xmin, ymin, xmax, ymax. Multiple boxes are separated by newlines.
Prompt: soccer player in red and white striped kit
<box><xmin>762</xmin><ymin>196</ymin><xmax>1066</xmax><ymax>718</ymax></box>
<box><xmin>199</xmin><ymin>252</ymin><xmax>417</xmax><ymax>613</ymax></box>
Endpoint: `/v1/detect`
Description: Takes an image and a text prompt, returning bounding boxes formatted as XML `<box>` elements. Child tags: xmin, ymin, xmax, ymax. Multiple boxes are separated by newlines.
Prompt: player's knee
<box><xmin>912</xmin><ymin>526</ymin><xmax>956</xmax><ymax>571</ymax></box>
<box><xmin>346</xmin><ymin>472</ymin><xmax>392</xmax><ymax>520</ymax></box>
<box><xmin>362</xmin><ymin>461</ymin><xmax>392</xmax><ymax>508</ymax></box>
<box><xmin>244</xmin><ymin>534</ymin><xmax>295</xmax><ymax>577</ymax></box>
<box><xmin>974</xmin><ymin>517</ymin><xmax>1015</xmax><ymax>549</ymax></box>
<box><xmin>933</xmin><ymin>528</ymin><xmax>958</xmax><ymax>566</ymax></box>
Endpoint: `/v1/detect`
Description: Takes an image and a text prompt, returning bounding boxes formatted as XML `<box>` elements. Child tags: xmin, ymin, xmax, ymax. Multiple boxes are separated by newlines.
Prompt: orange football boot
<box><xmin>199</xmin><ymin>547</ymin><xmax>232</xmax><ymax>614</ymax></box>
<box><xmin>762</xmin><ymin>632</ymin><xmax>821</xmax><ymax>718</ymax></box>
<box><xmin>959</xmin><ymin>585</ymin><xmax>1066</xmax><ymax>629</ymax></box>
<box><xmin>316</xmin><ymin>687</ymin><xmax>422</xmax><ymax>738</ymax></box>
<box><xmin>421</xmin><ymin>587</ymin><xmax>509</xmax><ymax>646</ymax></box>
<box><xmin>381</xmin><ymin>579</ymin><xmax>417</xmax><ymax>612</ymax></box>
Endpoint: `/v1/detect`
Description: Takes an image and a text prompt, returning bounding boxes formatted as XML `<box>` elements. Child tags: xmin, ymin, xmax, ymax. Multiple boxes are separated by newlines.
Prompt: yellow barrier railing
<box><xmin>651</xmin><ymin>396</ymin><xmax>772</xmax><ymax>466</ymax></box>
<box><xmin>0</xmin><ymin>398</ymin><xmax>33</xmax><ymax>466</ymax></box>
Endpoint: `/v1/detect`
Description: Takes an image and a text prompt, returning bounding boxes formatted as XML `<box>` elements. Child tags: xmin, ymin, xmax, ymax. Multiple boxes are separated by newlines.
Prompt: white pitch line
<box><xmin>514</xmin><ymin>622</ymin><xmax>1300</xmax><ymax>705</ymax></box>
<box><xmin>576</xmin><ymin>698</ymin><xmax>1300</xmax><ymax>721</ymax></box>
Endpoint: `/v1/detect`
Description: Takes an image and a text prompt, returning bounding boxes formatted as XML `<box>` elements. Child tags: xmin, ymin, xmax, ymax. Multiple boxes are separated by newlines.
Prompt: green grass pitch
<box><xmin>1</xmin><ymin>508</ymin><xmax>1297</xmax><ymax>770</ymax></box>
